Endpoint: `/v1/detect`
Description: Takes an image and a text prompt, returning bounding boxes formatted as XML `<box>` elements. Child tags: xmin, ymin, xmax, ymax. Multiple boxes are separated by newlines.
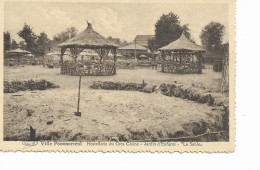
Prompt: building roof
<box><xmin>159</xmin><ymin>34</ymin><xmax>205</xmax><ymax>52</ymax></box>
<box><xmin>134</xmin><ymin>35</ymin><xmax>155</xmax><ymax>47</ymax></box>
<box><xmin>58</xmin><ymin>23</ymin><xmax>118</xmax><ymax>49</ymax></box>
<box><xmin>46</xmin><ymin>50</ymin><xmax>70</xmax><ymax>56</ymax></box>
<box><xmin>118</xmin><ymin>43</ymin><xmax>148</xmax><ymax>51</ymax></box>
<box><xmin>7</xmin><ymin>48</ymin><xmax>31</xmax><ymax>54</ymax></box>
<box><xmin>47</xmin><ymin>41</ymin><xmax>61</xmax><ymax>52</ymax></box>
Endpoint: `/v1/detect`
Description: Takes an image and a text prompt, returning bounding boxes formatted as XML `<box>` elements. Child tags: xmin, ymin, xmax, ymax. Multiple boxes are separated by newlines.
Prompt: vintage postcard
<box><xmin>0</xmin><ymin>0</ymin><xmax>235</xmax><ymax>152</ymax></box>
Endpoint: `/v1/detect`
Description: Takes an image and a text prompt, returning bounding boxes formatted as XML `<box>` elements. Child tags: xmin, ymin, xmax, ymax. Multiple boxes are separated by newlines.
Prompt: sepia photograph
<box><xmin>3</xmin><ymin>0</ymin><xmax>260</xmax><ymax>169</ymax></box>
<box><xmin>2</xmin><ymin>0</ymin><xmax>234</xmax><ymax>150</ymax></box>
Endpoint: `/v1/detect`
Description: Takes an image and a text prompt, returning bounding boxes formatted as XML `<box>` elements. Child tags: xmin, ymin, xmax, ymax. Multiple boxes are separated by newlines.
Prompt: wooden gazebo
<box><xmin>58</xmin><ymin>22</ymin><xmax>118</xmax><ymax>76</ymax></box>
<box><xmin>159</xmin><ymin>34</ymin><xmax>205</xmax><ymax>74</ymax></box>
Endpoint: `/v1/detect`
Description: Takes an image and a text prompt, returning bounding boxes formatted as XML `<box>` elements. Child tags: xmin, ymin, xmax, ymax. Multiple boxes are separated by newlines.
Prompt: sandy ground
<box><xmin>4</xmin><ymin>65</ymin><xmax>222</xmax><ymax>92</ymax></box>
<box><xmin>4</xmin><ymin>66</ymin><xmax>226</xmax><ymax>141</ymax></box>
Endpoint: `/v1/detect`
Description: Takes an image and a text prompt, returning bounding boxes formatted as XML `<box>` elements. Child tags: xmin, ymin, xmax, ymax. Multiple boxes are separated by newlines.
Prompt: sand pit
<box><xmin>4</xmin><ymin>88</ymin><xmax>227</xmax><ymax>141</ymax></box>
<box><xmin>4</xmin><ymin>66</ymin><xmax>227</xmax><ymax>141</ymax></box>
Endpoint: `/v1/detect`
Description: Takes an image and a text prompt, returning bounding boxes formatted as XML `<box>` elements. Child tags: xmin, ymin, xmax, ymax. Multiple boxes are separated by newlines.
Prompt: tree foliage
<box><xmin>11</xmin><ymin>39</ymin><xmax>19</xmax><ymax>50</ymax></box>
<box><xmin>18</xmin><ymin>23</ymin><xmax>38</xmax><ymax>54</ymax></box>
<box><xmin>53</xmin><ymin>27</ymin><xmax>78</xmax><ymax>42</ymax></box>
<box><xmin>107</xmin><ymin>36</ymin><xmax>129</xmax><ymax>46</ymax></box>
<box><xmin>200</xmin><ymin>22</ymin><xmax>225</xmax><ymax>52</ymax></box>
<box><xmin>36</xmin><ymin>32</ymin><xmax>50</xmax><ymax>56</ymax></box>
<box><xmin>19</xmin><ymin>41</ymin><xmax>27</xmax><ymax>50</ymax></box>
<box><xmin>17</xmin><ymin>23</ymin><xmax>50</xmax><ymax>56</ymax></box>
<box><xmin>4</xmin><ymin>32</ymin><xmax>11</xmax><ymax>51</ymax></box>
<box><xmin>148</xmin><ymin>12</ymin><xmax>193</xmax><ymax>51</ymax></box>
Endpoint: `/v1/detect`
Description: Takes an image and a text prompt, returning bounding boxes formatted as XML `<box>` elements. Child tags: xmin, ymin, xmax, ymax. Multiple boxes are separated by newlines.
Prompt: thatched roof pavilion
<box><xmin>58</xmin><ymin>23</ymin><xmax>118</xmax><ymax>49</ymax></box>
<box><xmin>6</xmin><ymin>48</ymin><xmax>32</xmax><ymax>65</ymax></box>
<box><xmin>159</xmin><ymin>34</ymin><xmax>205</xmax><ymax>52</ymax></box>
<box><xmin>159</xmin><ymin>34</ymin><xmax>205</xmax><ymax>74</ymax></box>
<box><xmin>58</xmin><ymin>22</ymin><xmax>119</xmax><ymax>76</ymax></box>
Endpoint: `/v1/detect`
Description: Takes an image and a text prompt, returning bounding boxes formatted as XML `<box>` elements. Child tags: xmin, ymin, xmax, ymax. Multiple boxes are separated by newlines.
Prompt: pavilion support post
<box><xmin>60</xmin><ymin>47</ymin><xmax>66</xmax><ymax>65</ymax></box>
<box><xmin>198</xmin><ymin>52</ymin><xmax>203</xmax><ymax>74</ymax></box>
<box><xmin>99</xmin><ymin>50</ymin><xmax>102</xmax><ymax>64</ymax></box>
<box><xmin>162</xmin><ymin>51</ymin><xmax>165</xmax><ymax>72</ymax></box>
<box><xmin>94</xmin><ymin>49</ymin><xmax>103</xmax><ymax>64</ymax></box>
<box><xmin>70</xmin><ymin>46</ymin><xmax>79</xmax><ymax>63</ymax></box>
<box><xmin>18</xmin><ymin>54</ymin><xmax>20</xmax><ymax>66</ymax></box>
<box><xmin>180</xmin><ymin>54</ymin><xmax>182</xmax><ymax>65</ymax></box>
<box><xmin>60</xmin><ymin>47</ymin><xmax>67</xmax><ymax>74</ymax></box>
<box><xmin>113</xmin><ymin>48</ymin><xmax>117</xmax><ymax>75</ymax></box>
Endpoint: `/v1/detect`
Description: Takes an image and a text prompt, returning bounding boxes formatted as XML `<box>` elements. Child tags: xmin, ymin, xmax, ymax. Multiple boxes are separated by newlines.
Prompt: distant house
<box><xmin>134</xmin><ymin>35</ymin><xmax>155</xmax><ymax>48</ymax></box>
<box><xmin>44</xmin><ymin>40</ymin><xmax>61</xmax><ymax>55</ymax></box>
<box><xmin>44</xmin><ymin>41</ymin><xmax>71</xmax><ymax>67</ymax></box>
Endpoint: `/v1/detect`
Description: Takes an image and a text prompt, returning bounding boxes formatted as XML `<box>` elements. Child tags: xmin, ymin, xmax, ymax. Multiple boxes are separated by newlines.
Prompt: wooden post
<box><xmin>162</xmin><ymin>51</ymin><xmax>165</xmax><ymax>72</ymax></box>
<box><xmin>198</xmin><ymin>52</ymin><xmax>202</xmax><ymax>74</ymax></box>
<box><xmin>75</xmin><ymin>75</ymin><xmax>82</xmax><ymax>117</ymax></box>
<box><xmin>134</xmin><ymin>40</ymin><xmax>137</xmax><ymax>60</ymax></box>
<box><xmin>77</xmin><ymin>75</ymin><xmax>81</xmax><ymax>113</ymax></box>
<box><xmin>30</xmin><ymin>126</ymin><xmax>36</xmax><ymax>140</ymax></box>
<box><xmin>221</xmin><ymin>52</ymin><xmax>229</xmax><ymax>92</ymax></box>
<box><xmin>18</xmin><ymin>54</ymin><xmax>20</xmax><ymax>65</ymax></box>
<box><xmin>43</xmin><ymin>55</ymin><xmax>45</xmax><ymax>67</ymax></box>
<box><xmin>113</xmin><ymin>48</ymin><xmax>117</xmax><ymax>74</ymax></box>
<box><xmin>180</xmin><ymin>54</ymin><xmax>182</xmax><ymax>65</ymax></box>
<box><xmin>60</xmin><ymin>47</ymin><xmax>66</xmax><ymax>65</ymax></box>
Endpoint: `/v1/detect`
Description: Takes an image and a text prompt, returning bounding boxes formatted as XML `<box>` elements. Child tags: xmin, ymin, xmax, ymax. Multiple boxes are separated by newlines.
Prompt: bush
<box><xmin>4</xmin><ymin>79</ymin><xmax>59</xmax><ymax>93</ymax></box>
<box><xmin>90</xmin><ymin>81</ymin><xmax>228</xmax><ymax>107</ymax></box>
<box><xmin>90</xmin><ymin>81</ymin><xmax>145</xmax><ymax>91</ymax></box>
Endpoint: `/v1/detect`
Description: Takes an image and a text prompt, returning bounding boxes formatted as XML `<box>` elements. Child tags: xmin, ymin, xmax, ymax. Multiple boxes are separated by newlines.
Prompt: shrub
<box><xmin>4</xmin><ymin>79</ymin><xmax>59</xmax><ymax>93</ymax></box>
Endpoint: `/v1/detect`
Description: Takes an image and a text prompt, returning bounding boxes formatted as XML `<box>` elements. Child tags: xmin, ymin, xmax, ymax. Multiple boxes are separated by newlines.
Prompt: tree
<box><xmin>4</xmin><ymin>32</ymin><xmax>11</xmax><ymax>51</ymax></box>
<box><xmin>148</xmin><ymin>12</ymin><xmax>193</xmax><ymax>51</ymax></box>
<box><xmin>18</xmin><ymin>23</ymin><xmax>37</xmax><ymax>54</ymax></box>
<box><xmin>200</xmin><ymin>22</ymin><xmax>225</xmax><ymax>52</ymax></box>
<box><xmin>121</xmin><ymin>40</ymin><xmax>130</xmax><ymax>46</ymax></box>
<box><xmin>147</xmin><ymin>38</ymin><xmax>158</xmax><ymax>52</ymax></box>
<box><xmin>11</xmin><ymin>39</ymin><xmax>19</xmax><ymax>50</ymax></box>
<box><xmin>36</xmin><ymin>32</ymin><xmax>50</xmax><ymax>56</ymax></box>
<box><xmin>53</xmin><ymin>27</ymin><xmax>78</xmax><ymax>42</ymax></box>
<box><xmin>107</xmin><ymin>36</ymin><xmax>130</xmax><ymax>46</ymax></box>
<box><xmin>182</xmin><ymin>24</ymin><xmax>195</xmax><ymax>44</ymax></box>
<box><xmin>107</xmin><ymin>36</ymin><xmax>120</xmax><ymax>45</ymax></box>
<box><xmin>19</xmin><ymin>41</ymin><xmax>27</xmax><ymax>50</ymax></box>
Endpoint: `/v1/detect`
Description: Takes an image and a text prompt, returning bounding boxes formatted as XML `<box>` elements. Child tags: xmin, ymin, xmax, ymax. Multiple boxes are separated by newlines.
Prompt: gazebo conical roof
<box><xmin>159</xmin><ymin>34</ymin><xmax>205</xmax><ymax>52</ymax></box>
<box><xmin>58</xmin><ymin>23</ymin><xmax>118</xmax><ymax>49</ymax></box>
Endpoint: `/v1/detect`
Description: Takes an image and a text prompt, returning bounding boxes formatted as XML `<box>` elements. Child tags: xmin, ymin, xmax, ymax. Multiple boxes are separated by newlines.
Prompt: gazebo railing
<box><xmin>160</xmin><ymin>61</ymin><xmax>202</xmax><ymax>74</ymax></box>
<box><xmin>60</xmin><ymin>61</ymin><xmax>116</xmax><ymax>76</ymax></box>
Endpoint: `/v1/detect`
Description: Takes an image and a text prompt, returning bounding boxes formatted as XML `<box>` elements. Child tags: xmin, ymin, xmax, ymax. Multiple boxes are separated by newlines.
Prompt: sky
<box><xmin>4</xmin><ymin>2</ymin><xmax>229</xmax><ymax>45</ymax></box>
